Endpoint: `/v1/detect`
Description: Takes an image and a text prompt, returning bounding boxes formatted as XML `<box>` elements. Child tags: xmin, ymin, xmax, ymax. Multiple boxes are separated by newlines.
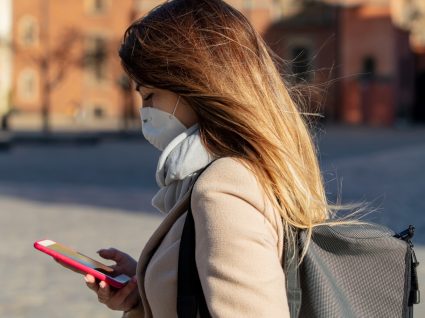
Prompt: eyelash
<box><xmin>143</xmin><ymin>93</ymin><xmax>153</xmax><ymax>101</ymax></box>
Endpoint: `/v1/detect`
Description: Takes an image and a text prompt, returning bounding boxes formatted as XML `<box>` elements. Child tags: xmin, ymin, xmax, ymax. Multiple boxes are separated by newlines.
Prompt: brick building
<box><xmin>0</xmin><ymin>0</ymin><xmax>12</xmax><ymax>125</ymax></box>
<box><xmin>7</xmin><ymin>0</ymin><xmax>424</xmax><ymax>130</ymax></box>
<box><xmin>265</xmin><ymin>0</ymin><xmax>416</xmax><ymax>125</ymax></box>
<box><xmin>339</xmin><ymin>3</ymin><xmax>414</xmax><ymax>125</ymax></box>
<box><xmin>11</xmin><ymin>0</ymin><xmax>136</xmax><ymax>131</ymax></box>
<box><xmin>392</xmin><ymin>0</ymin><xmax>425</xmax><ymax>122</ymax></box>
<box><xmin>9</xmin><ymin>0</ymin><xmax>281</xmax><ymax>131</ymax></box>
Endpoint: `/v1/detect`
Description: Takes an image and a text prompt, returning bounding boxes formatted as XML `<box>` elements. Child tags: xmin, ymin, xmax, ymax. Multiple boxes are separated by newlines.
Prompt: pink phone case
<box><xmin>34</xmin><ymin>240</ymin><xmax>129</xmax><ymax>289</ymax></box>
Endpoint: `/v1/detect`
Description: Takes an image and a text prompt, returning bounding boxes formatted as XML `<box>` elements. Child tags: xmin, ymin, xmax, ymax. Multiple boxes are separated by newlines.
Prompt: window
<box><xmin>18</xmin><ymin>69</ymin><xmax>38</xmax><ymax>101</ymax></box>
<box><xmin>84</xmin><ymin>0</ymin><xmax>110</xmax><ymax>14</ymax></box>
<box><xmin>361</xmin><ymin>56</ymin><xmax>376</xmax><ymax>80</ymax></box>
<box><xmin>18</xmin><ymin>16</ymin><xmax>39</xmax><ymax>47</ymax></box>
<box><xmin>291</xmin><ymin>46</ymin><xmax>312</xmax><ymax>83</ymax></box>
<box><xmin>93</xmin><ymin>105</ymin><xmax>105</xmax><ymax>118</ymax></box>
<box><xmin>84</xmin><ymin>36</ymin><xmax>108</xmax><ymax>82</ymax></box>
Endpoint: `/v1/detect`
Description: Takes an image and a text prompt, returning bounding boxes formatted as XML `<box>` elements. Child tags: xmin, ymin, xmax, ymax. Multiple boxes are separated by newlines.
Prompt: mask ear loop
<box><xmin>170</xmin><ymin>96</ymin><xmax>181</xmax><ymax>118</ymax></box>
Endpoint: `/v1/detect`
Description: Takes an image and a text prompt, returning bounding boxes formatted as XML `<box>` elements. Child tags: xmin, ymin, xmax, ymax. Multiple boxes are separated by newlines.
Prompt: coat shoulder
<box><xmin>194</xmin><ymin>157</ymin><xmax>258</xmax><ymax>195</ymax></box>
<box><xmin>193</xmin><ymin>157</ymin><xmax>281</xmax><ymax>230</ymax></box>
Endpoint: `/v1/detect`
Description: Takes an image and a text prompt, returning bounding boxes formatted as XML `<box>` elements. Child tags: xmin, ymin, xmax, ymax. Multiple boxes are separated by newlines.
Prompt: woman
<box><xmin>84</xmin><ymin>0</ymin><xmax>332</xmax><ymax>316</ymax></box>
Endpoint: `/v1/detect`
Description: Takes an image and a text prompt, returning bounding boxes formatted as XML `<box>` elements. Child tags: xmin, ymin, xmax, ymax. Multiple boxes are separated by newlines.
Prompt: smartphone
<box><xmin>34</xmin><ymin>239</ymin><xmax>131</xmax><ymax>288</ymax></box>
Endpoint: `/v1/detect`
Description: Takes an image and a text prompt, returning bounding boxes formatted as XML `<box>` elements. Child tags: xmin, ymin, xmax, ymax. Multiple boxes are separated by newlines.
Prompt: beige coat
<box><xmin>124</xmin><ymin>157</ymin><xmax>290</xmax><ymax>318</ymax></box>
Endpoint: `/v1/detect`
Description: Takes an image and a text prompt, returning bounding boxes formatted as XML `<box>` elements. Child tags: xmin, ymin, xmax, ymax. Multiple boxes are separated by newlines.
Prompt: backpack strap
<box><xmin>394</xmin><ymin>225</ymin><xmax>421</xmax><ymax>317</ymax></box>
<box><xmin>177</xmin><ymin>163</ymin><xmax>214</xmax><ymax>318</ymax></box>
<box><xmin>177</xmin><ymin>201</ymin><xmax>211</xmax><ymax>317</ymax></box>
<box><xmin>284</xmin><ymin>227</ymin><xmax>302</xmax><ymax>318</ymax></box>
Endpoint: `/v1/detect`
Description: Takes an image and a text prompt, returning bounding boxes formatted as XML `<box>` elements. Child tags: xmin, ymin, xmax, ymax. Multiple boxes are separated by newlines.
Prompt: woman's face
<box><xmin>136</xmin><ymin>85</ymin><xmax>198</xmax><ymax>128</ymax></box>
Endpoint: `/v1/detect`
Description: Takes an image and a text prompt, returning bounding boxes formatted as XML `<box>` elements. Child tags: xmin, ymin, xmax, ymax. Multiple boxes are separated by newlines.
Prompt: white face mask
<box><xmin>139</xmin><ymin>96</ymin><xmax>187</xmax><ymax>151</ymax></box>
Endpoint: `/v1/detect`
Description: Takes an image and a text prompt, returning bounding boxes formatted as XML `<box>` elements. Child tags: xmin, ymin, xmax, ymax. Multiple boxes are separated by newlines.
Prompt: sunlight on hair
<box><xmin>118</xmin><ymin>0</ymin><xmax>368</xmax><ymax>259</ymax></box>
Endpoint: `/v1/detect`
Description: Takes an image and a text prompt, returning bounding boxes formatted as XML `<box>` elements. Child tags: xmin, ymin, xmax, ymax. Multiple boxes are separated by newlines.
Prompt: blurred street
<box><xmin>1</xmin><ymin>125</ymin><xmax>425</xmax><ymax>317</ymax></box>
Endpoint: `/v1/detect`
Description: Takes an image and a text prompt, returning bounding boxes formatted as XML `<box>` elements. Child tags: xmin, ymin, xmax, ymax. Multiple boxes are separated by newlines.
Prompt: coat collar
<box><xmin>136</xmin><ymin>189</ymin><xmax>191</xmax><ymax>317</ymax></box>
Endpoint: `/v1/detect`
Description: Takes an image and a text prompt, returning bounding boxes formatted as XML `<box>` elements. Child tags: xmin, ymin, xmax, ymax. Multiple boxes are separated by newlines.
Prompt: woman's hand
<box><xmin>96</xmin><ymin>248</ymin><xmax>137</xmax><ymax>277</ymax></box>
<box><xmin>54</xmin><ymin>247</ymin><xmax>138</xmax><ymax>277</ymax></box>
<box><xmin>85</xmin><ymin>248</ymin><xmax>140</xmax><ymax>311</ymax></box>
<box><xmin>54</xmin><ymin>247</ymin><xmax>140</xmax><ymax>311</ymax></box>
<box><xmin>85</xmin><ymin>274</ymin><xmax>140</xmax><ymax>311</ymax></box>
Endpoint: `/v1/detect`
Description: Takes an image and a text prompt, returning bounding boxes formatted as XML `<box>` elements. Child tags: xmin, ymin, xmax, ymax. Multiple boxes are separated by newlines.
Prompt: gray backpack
<box><xmin>177</xmin><ymin>171</ymin><xmax>421</xmax><ymax>317</ymax></box>
<box><xmin>284</xmin><ymin>223</ymin><xmax>420</xmax><ymax>318</ymax></box>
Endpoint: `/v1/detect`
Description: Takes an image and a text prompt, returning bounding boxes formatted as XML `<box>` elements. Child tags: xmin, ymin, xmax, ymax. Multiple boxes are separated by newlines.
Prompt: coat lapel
<box><xmin>136</xmin><ymin>190</ymin><xmax>191</xmax><ymax>317</ymax></box>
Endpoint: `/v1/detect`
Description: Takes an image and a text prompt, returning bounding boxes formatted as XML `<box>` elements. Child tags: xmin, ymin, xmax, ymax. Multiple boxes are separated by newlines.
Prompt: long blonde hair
<box><xmin>119</xmin><ymin>0</ymin><xmax>359</xmax><ymax>256</ymax></box>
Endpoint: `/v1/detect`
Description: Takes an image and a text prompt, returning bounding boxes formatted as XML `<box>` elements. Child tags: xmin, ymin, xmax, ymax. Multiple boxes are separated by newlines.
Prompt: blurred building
<box><xmin>0</xmin><ymin>0</ymin><xmax>13</xmax><ymax>123</ymax></box>
<box><xmin>265</xmin><ymin>0</ymin><xmax>418</xmax><ymax>126</ymax></box>
<box><xmin>7</xmin><ymin>0</ymin><xmax>425</xmax><ymax>130</ymax></box>
<box><xmin>9</xmin><ymin>0</ymin><xmax>282</xmax><ymax>131</ymax></box>
<box><xmin>338</xmin><ymin>1</ymin><xmax>414</xmax><ymax>125</ymax></box>
<box><xmin>11</xmin><ymin>0</ymin><xmax>138</xmax><ymax>131</ymax></box>
<box><xmin>392</xmin><ymin>0</ymin><xmax>425</xmax><ymax>121</ymax></box>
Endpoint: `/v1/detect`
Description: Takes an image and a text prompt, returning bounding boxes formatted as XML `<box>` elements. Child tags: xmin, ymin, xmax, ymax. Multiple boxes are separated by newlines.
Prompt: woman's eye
<box><xmin>143</xmin><ymin>93</ymin><xmax>154</xmax><ymax>101</ymax></box>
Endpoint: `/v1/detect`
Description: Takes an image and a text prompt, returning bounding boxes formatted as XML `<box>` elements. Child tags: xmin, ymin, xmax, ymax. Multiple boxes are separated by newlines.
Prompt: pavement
<box><xmin>0</xmin><ymin>124</ymin><xmax>424</xmax><ymax>317</ymax></box>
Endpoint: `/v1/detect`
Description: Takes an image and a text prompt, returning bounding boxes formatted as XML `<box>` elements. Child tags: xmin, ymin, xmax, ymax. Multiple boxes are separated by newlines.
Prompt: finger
<box><xmin>97</xmin><ymin>248</ymin><xmax>127</xmax><ymax>262</ymax></box>
<box><xmin>97</xmin><ymin>281</ymin><xmax>111</xmax><ymax>304</ymax></box>
<box><xmin>84</xmin><ymin>274</ymin><xmax>99</xmax><ymax>293</ymax></box>
<box><xmin>108</xmin><ymin>276</ymin><xmax>138</xmax><ymax>308</ymax></box>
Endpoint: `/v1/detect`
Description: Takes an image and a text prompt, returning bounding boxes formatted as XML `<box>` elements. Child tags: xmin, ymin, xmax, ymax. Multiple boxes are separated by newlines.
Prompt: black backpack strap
<box><xmin>177</xmin><ymin>203</ymin><xmax>211</xmax><ymax>317</ymax></box>
<box><xmin>394</xmin><ymin>225</ymin><xmax>421</xmax><ymax>318</ymax></box>
<box><xmin>177</xmin><ymin>163</ymin><xmax>214</xmax><ymax>318</ymax></box>
<box><xmin>284</xmin><ymin>227</ymin><xmax>302</xmax><ymax>318</ymax></box>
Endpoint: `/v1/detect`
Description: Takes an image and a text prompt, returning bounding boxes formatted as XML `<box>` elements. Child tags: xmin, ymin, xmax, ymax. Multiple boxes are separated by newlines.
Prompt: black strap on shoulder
<box><xmin>177</xmin><ymin>163</ymin><xmax>214</xmax><ymax>318</ymax></box>
<box><xmin>177</xmin><ymin>202</ymin><xmax>211</xmax><ymax>318</ymax></box>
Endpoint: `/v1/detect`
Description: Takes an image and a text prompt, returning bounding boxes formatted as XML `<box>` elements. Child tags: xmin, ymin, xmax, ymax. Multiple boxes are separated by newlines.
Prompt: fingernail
<box><xmin>99</xmin><ymin>281</ymin><xmax>106</xmax><ymax>288</ymax></box>
<box><xmin>84</xmin><ymin>276</ymin><xmax>90</xmax><ymax>283</ymax></box>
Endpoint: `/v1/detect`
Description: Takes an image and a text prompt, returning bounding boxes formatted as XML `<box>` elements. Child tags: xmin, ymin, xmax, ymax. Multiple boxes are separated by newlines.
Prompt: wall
<box><xmin>0</xmin><ymin>0</ymin><xmax>12</xmax><ymax>117</ymax></box>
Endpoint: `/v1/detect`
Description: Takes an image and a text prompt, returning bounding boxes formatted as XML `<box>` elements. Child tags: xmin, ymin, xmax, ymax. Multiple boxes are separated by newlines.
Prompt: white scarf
<box><xmin>152</xmin><ymin>124</ymin><xmax>215</xmax><ymax>214</ymax></box>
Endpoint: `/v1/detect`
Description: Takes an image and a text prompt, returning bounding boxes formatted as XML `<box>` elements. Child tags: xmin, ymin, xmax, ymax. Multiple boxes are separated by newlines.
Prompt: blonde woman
<box><xmin>83</xmin><ymin>0</ymin><xmax>332</xmax><ymax>316</ymax></box>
